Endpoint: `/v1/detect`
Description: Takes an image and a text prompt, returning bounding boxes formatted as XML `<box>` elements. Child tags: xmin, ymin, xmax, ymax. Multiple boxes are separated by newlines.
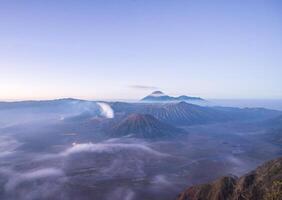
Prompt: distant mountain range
<box><xmin>177</xmin><ymin>156</ymin><xmax>282</xmax><ymax>200</ymax></box>
<box><xmin>141</xmin><ymin>91</ymin><xmax>204</xmax><ymax>102</ymax></box>
<box><xmin>111</xmin><ymin>101</ymin><xmax>281</xmax><ymax>126</ymax></box>
<box><xmin>0</xmin><ymin>97</ymin><xmax>282</xmax><ymax>126</ymax></box>
<box><xmin>107</xmin><ymin>113</ymin><xmax>183</xmax><ymax>139</ymax></box>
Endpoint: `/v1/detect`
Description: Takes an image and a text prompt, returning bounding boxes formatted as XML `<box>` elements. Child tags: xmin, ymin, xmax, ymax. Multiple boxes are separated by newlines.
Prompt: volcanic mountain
<box><xmin>177</xmin><ymin>157</ymin><xmax>282</xmax><ymax>200</ymax></box>
<box><xmin>141</xmin><ymin>91</ymin><xmax>204</xmax><ymax>102</ymax></box>
<box><xmin>111</xmin><ymin>101</ymin><xmax>231</xmax><ymax>125</ymax></box>
<box><xmin>111</xmin><ymin>101</ymin><xmax>281</xmax><ymax>126</ymax></box>
<box><xmin>108</xmin><ymin>113</ymin><xmax>183</xmax><ymax>139</ymax></box>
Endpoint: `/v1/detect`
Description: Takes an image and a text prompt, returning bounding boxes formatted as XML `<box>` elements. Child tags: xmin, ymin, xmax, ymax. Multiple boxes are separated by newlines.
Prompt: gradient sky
<box><xmin>0</xmin><ymin>0</ymin><xmax>281</xmax><ymax>100</ymax></box>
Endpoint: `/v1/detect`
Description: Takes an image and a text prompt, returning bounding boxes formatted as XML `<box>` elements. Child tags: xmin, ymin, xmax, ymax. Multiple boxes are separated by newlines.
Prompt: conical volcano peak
<box><xmin>152</xmin><ymin>91</ymin><xmax>164</xmax><ymax>94</ymax></box>
<box><xmin>108</xmin><ymin>113</ymin><xmax>183</xmax><ymax>138</ymax></box>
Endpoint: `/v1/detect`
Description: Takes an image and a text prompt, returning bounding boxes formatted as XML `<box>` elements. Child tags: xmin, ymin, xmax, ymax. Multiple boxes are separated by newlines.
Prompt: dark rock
<box><xmin>177</xmin><ymin>157</ymin><xmax>282</xmax><ymax>200</ymax></box>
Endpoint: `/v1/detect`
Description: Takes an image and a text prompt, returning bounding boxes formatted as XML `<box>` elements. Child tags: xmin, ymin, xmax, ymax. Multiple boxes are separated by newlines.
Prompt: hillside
<box><xmin>111</xmin><ymin>101</ymin><xmax>281</xmax><ymax>126</ymax></box>
<box><xmin>107</xmin><ymin>113</ymin><xmax>183</xmax><ymax>138</ymax></box>
<box><xmin>177</xmin><ymin>157</ymin><xmax>282</xmax><ymax>200</ymax></box>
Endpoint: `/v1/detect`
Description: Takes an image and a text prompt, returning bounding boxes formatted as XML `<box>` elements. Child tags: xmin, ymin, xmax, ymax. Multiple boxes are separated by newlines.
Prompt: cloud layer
<box><xmin>0</xmin><ymin>136</ymin><xmax>21</xmax><ymax>158</ymax></box>
<box><xmin>5</xmin><ymin>168</ymin><xmax>64</xmax><ymax>191</ymax></box>
<box><xmin>61</xmin><ymin>142</ymin><xmax>167</xmax><ymax>157</ymax></box>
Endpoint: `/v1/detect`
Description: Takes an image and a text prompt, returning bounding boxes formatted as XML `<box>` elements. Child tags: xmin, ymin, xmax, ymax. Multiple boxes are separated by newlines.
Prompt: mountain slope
<box><xmin>111</xmin><ymin>102</ymin><xmax>229</xmax><ymax>125</ymax></box>
<box><xmin>108</xmin><ymin>113</ymin><xmax>183</xmax><ymax>138</ymax></box>
<box><xmin>111</xmin><ymin>101</ymin><xmax>281</xmax><ymax>126</ymax></box>
<box><xmin>177</xmin><ymin>157</ymin><xmax>282</xmax><ymax>200</ymax></box>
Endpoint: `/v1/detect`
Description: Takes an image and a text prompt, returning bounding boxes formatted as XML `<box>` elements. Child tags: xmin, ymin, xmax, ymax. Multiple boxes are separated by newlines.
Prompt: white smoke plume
<box><xmin>97</xmin><ymin>102</ymin><xmax>114</xmax><ymax>118</ymax></box>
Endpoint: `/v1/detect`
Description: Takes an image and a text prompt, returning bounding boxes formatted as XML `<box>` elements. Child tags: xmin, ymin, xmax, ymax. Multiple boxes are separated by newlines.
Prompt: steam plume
<box><xmin>97</xmin><ymin>102</ymin><xmax>114</xmax><ymax>118</ymax></box>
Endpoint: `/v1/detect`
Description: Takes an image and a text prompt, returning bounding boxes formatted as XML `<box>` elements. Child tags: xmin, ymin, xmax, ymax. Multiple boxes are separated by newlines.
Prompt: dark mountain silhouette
<box><xmin>107</xmin><ymin>113</ymin><xmax>183</xmax><ymax>138</ymax></box>
<box><xmin>141</xmin><ymin>91</ymin><xmax>204</xmax><ymax>102</ymax></box>
<box><xmin>177</xmin><ymin>157</ymin><xmax>282</xmax><ymax>200</ymax></box>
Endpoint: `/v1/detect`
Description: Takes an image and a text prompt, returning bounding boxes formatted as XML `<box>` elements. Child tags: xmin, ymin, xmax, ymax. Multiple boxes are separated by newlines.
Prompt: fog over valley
<box><xmin>0</xmin><ymin>94</ymin><xmax>281</xmax><ymax>200</ymax></box>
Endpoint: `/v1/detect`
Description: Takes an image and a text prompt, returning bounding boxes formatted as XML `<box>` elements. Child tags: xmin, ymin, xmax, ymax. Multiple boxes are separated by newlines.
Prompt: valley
<box><xmin>0</xmin><ymin>97</ymin><xmax>281</xmax><ymax>199</ymax></box>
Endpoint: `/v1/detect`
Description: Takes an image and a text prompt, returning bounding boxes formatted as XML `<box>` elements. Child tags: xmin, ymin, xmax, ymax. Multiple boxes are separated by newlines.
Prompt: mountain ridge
<box><xmin>111</xmin><ymin>101</ymin><xmax>281</xmax><ymax>126</ymax></box>
<box><xmin>177</xmin><ymin>157</ymin><xmax>282</xmax><ymax>200</ymax></box>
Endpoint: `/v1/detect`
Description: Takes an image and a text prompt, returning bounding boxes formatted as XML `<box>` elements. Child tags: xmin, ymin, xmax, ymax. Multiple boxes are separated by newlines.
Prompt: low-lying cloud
<box><xmin>5</xmin><ymin>168</ymin><xmax>64</xmax><ymax>191</ymax></box>
<box><xmin>106</xmin><ymin>187</ymin><xmax>135</xmax><ymax>200</ymax></box>
<box><xmin>0</xmin><ymin>136</ymin><xmax>21</xmax><ymax>158</ymax></box>
<box><xmin>151</xmin><ymin>175</ymin><xmax>171</xmax><ymax>186</ymax></box>
<box><xmin>60</xmin><ymin>142</ymin><xmax>167</xmax><ymax>157</ymax></box>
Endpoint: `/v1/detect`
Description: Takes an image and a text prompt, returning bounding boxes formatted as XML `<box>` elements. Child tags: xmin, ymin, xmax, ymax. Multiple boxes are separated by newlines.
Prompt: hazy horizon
<box><xmin>1</xmin><ymin>95</ymin><xmax>282</xmax><ymax>111</ymax></box>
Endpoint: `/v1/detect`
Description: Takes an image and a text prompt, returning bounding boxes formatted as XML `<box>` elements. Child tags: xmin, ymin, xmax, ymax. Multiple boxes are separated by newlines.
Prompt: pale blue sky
<box><xmin>0</xmin><ymin>0</ymin><xmax>281</xmax><ymax>100</ymax></box>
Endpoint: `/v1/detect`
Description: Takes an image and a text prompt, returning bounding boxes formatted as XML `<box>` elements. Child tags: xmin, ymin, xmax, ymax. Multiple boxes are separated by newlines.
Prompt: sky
<box><xmin>0</xmin><ymin>0</ymin><xmax>281</xmax><ymax>100</ymax></box>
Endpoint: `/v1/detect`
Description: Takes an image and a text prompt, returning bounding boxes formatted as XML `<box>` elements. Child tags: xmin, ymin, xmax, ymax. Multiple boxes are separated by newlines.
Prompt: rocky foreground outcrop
<box><xmin>177</xmin><ymin>157</ymin><xmax>282</xmax><ymax>200</ymax></box>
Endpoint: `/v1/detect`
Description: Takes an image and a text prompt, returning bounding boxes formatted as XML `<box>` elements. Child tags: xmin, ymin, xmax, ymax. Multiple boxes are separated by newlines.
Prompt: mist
<box><xmin>0</xmin><ymin>99</ymin><xmax>281</xmax><ymax>200</ymax></box>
